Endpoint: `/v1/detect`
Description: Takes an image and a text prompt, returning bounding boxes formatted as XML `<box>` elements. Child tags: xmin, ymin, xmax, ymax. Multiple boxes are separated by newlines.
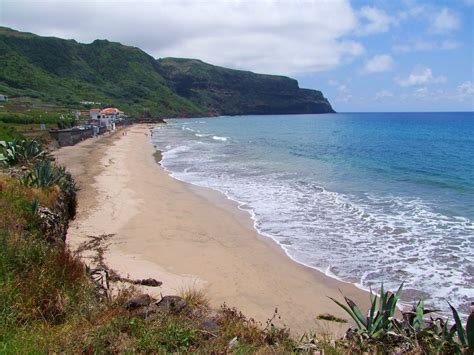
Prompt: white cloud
<box><xmin>395</xmin><ymin>67</ymin><xmax>447</xmax><ymax>87</ymax></box>
<box><xmin>457</xmin><ymin>81</ymin><xmax>474</xmax><ymax>100</ymax></box>
<box><xmin>362</xmin><ymin>54</ymin><xmax>394</xmax><ymax>74</ymax></box>
<box><xmin>398</xmin><ymin>5</ymin><xmax>462</xmax><ymax>35</ymax></box>
<box><xmin>411</xmin><ymin>87</ymin><xmax>446</xmax><ymax>101</ymax></box>
<box><xmin>374</xmin><ymin>90</ymin><xmax>394</xmax><ymax>100</ymax></box>
<box><xmin>413</xmin><ymin>87</ymin><xmax>429</xmax><ymax>98</ymax></box>
<box><xmin>357</xmin><ymin>6</ymin><xmax>395</xmax><ymax>35</ymax></box>
<box><xmin>441</xmin><ymin>40</ymin><xmax>462</xmax><ymax>50</ymax></box>
<box><xmin>430</xmin><ymin>8</ymin><xmax>460</xmax><ymax>33</ymax></box>
<box><xmin>0</xmin><ymin>0</ymin><xmax>364</xmax><ymax>75</ymax></box>
<box><xmin>393</xmin><ymin>39</ymin><xmax>461</xmax><ymax>53</ymax></box>
<box><xmin>335</xmin><ymin>84</ymin><xmax>353</xmax><ymax>102</ymax></box>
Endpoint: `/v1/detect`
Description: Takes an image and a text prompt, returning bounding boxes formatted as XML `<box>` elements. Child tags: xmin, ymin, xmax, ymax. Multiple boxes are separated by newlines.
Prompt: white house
<box><xmin>89</xmin><ymin>108</ymin><xmax>101</xmax><ymax>120</ymax></box>
<box><xmin>98</xmin><ymin>107</ymin><xmax>124</xmax><ymax>130</ymax></box>
<box><xmin>0</xmin><ymin>94</ymin><xmax>8</xmax><ymax>102</ymax></box>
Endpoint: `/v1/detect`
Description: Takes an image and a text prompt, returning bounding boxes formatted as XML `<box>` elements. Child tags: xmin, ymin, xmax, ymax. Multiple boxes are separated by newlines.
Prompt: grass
<box><xmin>0</xmin><ymin>168</ymin><xmax>298</xmax><ymax>353</ymax></box>
<box><xmin>0</xmin><ymin>122</ymin><xmax>23</xmax><ymax>141</ymax></box>
<box><xmin>179</xmin><ymin>286</ymin><xmax>210</xmax><ymax>310</ymax></box>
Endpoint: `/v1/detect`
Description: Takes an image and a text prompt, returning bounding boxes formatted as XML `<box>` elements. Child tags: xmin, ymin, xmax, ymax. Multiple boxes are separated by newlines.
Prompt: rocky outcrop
<box><xmin>156</xmin><ymin>58</ymin><xmax>335</xmax><ymax>115</ymax></box>
<box><xmin>36</xmin><ymin>174</ymin><xmax>76</xmax><ymax>243</ymax></box>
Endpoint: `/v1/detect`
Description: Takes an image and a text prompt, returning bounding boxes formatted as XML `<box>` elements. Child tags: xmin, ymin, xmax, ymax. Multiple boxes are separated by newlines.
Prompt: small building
<box><xmin>0</xmin><ymin>94</ymin><xmax>8</xmax><ymax>102</ymax></box>
<box><xmin>89</xmin><ymin>108</ymin><xmax>101</xmax><ymax>120</ymax></box>
<box><xmin>80</xmin><ymin>100</ymin><xmax>102</xmax><ymax>105</ymax></box>
<box><xmin>99</xmin><ymin>107</ymin><xmax>124</xmax><ymax>131</ymax></box>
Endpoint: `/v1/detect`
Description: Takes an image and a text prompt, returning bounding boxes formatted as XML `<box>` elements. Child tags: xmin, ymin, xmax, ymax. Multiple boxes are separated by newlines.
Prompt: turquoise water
<box><xmin>151</xmin><ymin>112</ymin><xmax>474</xmax><ymax>315</ymax></box>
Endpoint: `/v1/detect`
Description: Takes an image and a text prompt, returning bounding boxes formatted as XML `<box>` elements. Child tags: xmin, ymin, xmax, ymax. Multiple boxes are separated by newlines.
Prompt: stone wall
<box><xmin>50</xmin><ymin>126</ymin><xmax>100</xmax><ymax>147</ymax></box>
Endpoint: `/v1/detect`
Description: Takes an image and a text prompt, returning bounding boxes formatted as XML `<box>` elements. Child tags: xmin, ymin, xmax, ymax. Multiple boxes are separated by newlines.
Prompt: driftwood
<box><xmin>80</xmin><ymin>234</ymin><xmax>162</xmax><ymax>297</ymax></box>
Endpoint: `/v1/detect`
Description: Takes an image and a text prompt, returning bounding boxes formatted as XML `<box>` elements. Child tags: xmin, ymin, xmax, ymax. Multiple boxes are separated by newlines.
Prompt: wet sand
<box><xmin>54</xmin><ymin>124</ymin><xmax>370</xmax><ymax>334</ymax></box>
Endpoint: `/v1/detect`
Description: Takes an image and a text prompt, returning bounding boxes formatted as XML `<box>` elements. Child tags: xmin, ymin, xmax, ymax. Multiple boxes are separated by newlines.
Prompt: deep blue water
<box><xmin>151</xmin><ymin>112</ymin><xmax>474</xmax><ymax>315</ymax></box>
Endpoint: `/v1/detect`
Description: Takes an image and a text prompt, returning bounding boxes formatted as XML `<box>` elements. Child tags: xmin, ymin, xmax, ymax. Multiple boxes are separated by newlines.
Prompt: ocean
<box><xmin>151</xmin><ymin>112</ymin><xmax>474</xmax><ymax>316</ymax></box>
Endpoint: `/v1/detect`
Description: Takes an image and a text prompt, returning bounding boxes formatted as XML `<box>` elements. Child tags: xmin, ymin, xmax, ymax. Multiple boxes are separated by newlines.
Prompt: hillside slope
<box><xmin>0</xmin><ymin>27</ymin><xmax>334</xmax><ymax>116</ymax></box>
<box><xmin>157</xmin><ymin>58</ymin><xmax>334</xmax><ymax>115</ymax></box>
<box><xmin>0</xmin><ymin>27</ymin><xmax>203</xmax><ymax>116</ymax></box>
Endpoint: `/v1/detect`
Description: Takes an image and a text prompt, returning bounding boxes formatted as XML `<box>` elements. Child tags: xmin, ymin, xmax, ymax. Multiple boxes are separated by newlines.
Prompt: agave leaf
<box><xmin>328</xmin><ymin>297</ymin><xmax>363</xmax><ymax>330</ymax></box>
<box><xmin>466</xmin><ymin>311</ymin><xmax>474</xmax><ymax>351</ymax></box>
<box><xmin>413</xmin><ymin>299</ymin><xmax>424</xmax><ymax>330</ymax></box>
<box><xmin>370</xmin><ymin>313</ymin><xmax>385</xmax><ymax>334</ymax></box>
<box><xmin>391</xmin><ymin>282</ymin><xmax>404</xmax><ymax>315</ymax></box>
<box><xmin>385</xmin><ymin>283</ymin><xmax>403</xmax><ymax>318</ymax></box>
<box><xmin>449</xmin><ymin>302</ymin><xmax>467</xmax><ymax>347</ymax></box>
<box><xmin>368</xmin><ymin>288</ymin><xmax>377</xmax><ymax>329</ymax></box>
<box><xmin>449</xmin><ymin>323</ymin><xmax>457</xmax><ymax>335</ymax></box>
<box><xmin>379</xmin><ymin>283</ymin><xmax>386</xmax><ymax>313</ymax></box>
<box><xmin>344</xmin><ymin>296</ymin><xmax>368</xmax><ymax>328</ymax></box>
<box><xmin>372</xmin><ymin>317</ymin><xmax>392</xmax><ymax>337</ymax></box>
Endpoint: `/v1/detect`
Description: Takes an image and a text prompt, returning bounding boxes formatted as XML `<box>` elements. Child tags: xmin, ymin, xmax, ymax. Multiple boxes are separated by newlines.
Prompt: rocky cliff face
<box><xmin>0</xmin><ymin>26</ymin><xmax>334</xmax><ymax>116</ymax></box>
<box><xmin>156</xmin><ymin>58</ymin><xmax>335</xmax><ymax>115</ymax></box>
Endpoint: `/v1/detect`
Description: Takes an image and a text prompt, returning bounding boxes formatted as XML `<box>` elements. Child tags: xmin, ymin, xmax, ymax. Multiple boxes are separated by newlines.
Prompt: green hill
<box><xmin>0</xmin><ymin>27</ymin><xmax>334</xmax><ymax>117</ymax></box>
<box><xmin>156</xmin><ymin>58</ymin><xmax>334</xmax><ymax>115</ymax></box>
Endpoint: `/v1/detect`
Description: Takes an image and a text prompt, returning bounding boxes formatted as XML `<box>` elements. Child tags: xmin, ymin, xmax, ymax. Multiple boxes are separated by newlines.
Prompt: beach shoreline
<box><xmin>54</xmin><ymin>124</ymin><xmax>370</xmax><ymax>334</ymax></box>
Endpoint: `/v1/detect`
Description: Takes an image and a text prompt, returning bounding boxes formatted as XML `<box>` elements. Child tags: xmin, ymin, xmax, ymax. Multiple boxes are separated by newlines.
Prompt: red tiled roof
<box><xmin>100</xmin><ymin>108</ymin><xmax>120</xmax><ymax>115</ymax></box>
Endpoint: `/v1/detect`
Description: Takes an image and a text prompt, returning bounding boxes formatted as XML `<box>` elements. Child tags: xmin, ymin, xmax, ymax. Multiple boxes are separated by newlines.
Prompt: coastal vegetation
<box><xmin>0</xmin><ymin>26</ymin><xmax>334</xmax><ymax>119</ymax></box>
<box><xmin>1</xmin><ymin>136</ymin><xmax>473</xmax><ymax>353</ymax></box>
<box><xmin>331</xmin><ymin>284</ymin><xmax>474</xmax><ymax>354</ymax></box>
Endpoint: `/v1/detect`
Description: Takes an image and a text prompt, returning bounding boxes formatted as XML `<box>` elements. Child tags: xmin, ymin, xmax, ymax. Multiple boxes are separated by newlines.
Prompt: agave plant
<box><xmin>448</xmin><ymin>302</ymin><xmax>474</xmax><ymax>351</ymax></box>
<box><xmin>329</xmin><ymin>283</ymin><xmax>404</xmax><ymax>337</ymax></box>
<box><xmin>332</xmin><ymin>282</ymin><xmax>474</xmax><ymax>353</ymax></box>
<box><xmin>0</xmin><ymin>139</ymin><xmax>47</xmax><ymax>166</ymax></box>
<box><xmin>22</xmin><ymin>160</ymin><xmax>67</xmax><ymax>188</ymax></box>
<box><xmin>420</xmin><ymin>303</ymin><xmax>474</xmax><ymax>353</ymax></box>
<box><xmin>391</xmin><ymin>299</ymin><xmax>439</xmax><ymax>336</ymax></box>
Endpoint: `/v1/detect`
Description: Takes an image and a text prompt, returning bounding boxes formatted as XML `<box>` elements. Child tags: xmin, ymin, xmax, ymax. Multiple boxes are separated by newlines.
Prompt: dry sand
<box><xmin>54</xmin><ymin>124</ymin><xmax>370</xmax><ymax>334</ymax></box>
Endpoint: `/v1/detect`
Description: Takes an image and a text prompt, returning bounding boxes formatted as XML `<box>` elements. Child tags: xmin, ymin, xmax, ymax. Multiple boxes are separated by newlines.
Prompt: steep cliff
<box><xmin>0</xmin><ymin>27</ymin><xmax>334</xmax><ymax>116</ymax></box>
<box><xmin>156</xmin><ymin>58</ymin><xmax>334</xmax><ymax>115</ymax></box>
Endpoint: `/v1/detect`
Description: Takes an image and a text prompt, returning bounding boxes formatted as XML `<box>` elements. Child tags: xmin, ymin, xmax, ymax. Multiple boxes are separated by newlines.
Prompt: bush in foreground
<box><xmin>331</xmin><ymin>283</ymin><xmax>474</xmax><ymax>354</ymax></box>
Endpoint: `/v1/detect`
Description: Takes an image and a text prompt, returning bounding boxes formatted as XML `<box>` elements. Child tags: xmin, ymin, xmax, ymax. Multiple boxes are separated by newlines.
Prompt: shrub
<box><xmin>329</xmin><ymin>283</ymin><xmax>403</xmax><ymax>337</ymax></box>
<box><xmin>331</xmin><ymin>282</ymin><xmax>474</xmax><ymax>353</ymax></box>
<box><xmin>179</xmin><ymin>286</ymin><xmax>210</xmax><ymax>310</ymax></box>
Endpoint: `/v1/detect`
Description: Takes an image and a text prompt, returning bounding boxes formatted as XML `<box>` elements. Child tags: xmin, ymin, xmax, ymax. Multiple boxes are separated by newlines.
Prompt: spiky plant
<box><xmin>0</xmin><ymin>139</ymin><xmax>47</xmax><ymax>166</ymax></box>
<box><xmin>392</xmin><ymin>299</ymin><xmax>438</xmax><ymax>336</ymax></box>
<box><xmin>448</xmin><ymin>302</ymin><xmax>474</xmax><ymax>352</ymax></box>
<box><xmin>329</xmin><ymin>283</ymin><xmax>403</xmax><ymax>337</ymax></box>
<box><xmin>22</xmin><ymin>160</ymin><xmax>67</xmax><ymax>188</ymax></box>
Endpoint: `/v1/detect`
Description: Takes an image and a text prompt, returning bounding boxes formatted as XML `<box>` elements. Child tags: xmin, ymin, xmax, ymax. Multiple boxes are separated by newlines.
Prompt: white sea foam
<box><xmin>151</xmin><ymin>121</ymin><xmax>474</xmax><ymax>318</ymax></box>
<box><xmin>212</xmin><ymin>136</ymin><xmax>228</xmax><ymax>141</ymax></box>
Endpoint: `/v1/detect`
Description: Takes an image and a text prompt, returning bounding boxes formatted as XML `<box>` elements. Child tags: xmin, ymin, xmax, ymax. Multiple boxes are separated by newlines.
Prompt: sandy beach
<box><xmin>54</xmin><ymin>124</ymin><xmax>370</xmax><ymax>334</ymax></box>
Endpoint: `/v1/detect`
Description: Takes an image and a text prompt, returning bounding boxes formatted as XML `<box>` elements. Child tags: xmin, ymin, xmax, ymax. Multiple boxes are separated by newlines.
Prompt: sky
<box><xmin>0</xmin><ymin>0</ymin><xmax>473</xmax><ymax>112</ymax></box>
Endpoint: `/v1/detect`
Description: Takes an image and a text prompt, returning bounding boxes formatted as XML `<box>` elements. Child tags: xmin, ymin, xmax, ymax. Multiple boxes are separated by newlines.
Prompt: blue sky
<box><xmin>1</xmin><ymin>0</ymin><xmax>473</xmax><ymax>112</ymax></box>
<box><xmin>295</xmin><ymin>0</ymin><xmax>474</xmax><ymax>112</ymax></box>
